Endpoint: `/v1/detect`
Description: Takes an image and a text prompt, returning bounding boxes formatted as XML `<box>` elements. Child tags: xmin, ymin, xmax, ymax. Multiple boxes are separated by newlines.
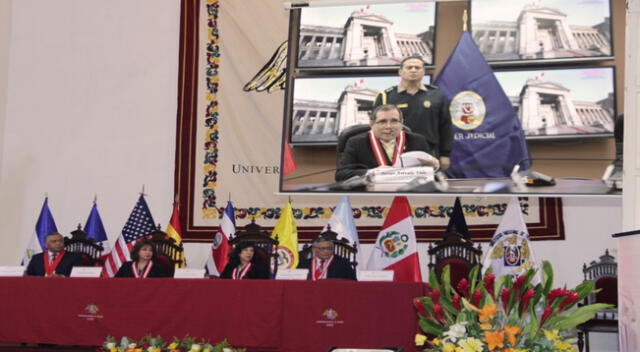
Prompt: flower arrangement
<box><xmin>413</xmin><ymin>261</ymin><xmax>613</xmax><ymax>352</ymax></box>
<box><xmin>100</xmin><ymin>335</ymin><xmax>245</xmax><ymax>352</ymax></box>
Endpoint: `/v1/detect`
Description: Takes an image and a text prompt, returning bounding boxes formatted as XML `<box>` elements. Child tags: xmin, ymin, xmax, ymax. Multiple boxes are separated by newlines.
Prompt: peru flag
<box><xmin>366</xmin><ymin>196</ymin><xmax>422</xmax><ymax>282</ymax></box>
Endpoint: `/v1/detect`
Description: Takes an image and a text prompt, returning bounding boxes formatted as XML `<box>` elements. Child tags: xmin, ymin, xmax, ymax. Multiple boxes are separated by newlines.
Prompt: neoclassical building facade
<box><xmin>291</xmin><ymin>86</ymin><xmax>377</xmax><ymax>143</ymax></box>
<box><xmin>511</xmin><ymin>79</ymin><xmax>614</xmax><ymax>136</ymax></box>
<box><xmin>299</xmin><ymin>11</ymin><xmax>433</xmax><ymax>67</ymax></box>
<box><xmin>473</xmin><ymin>5</ymin><xmax>610</xmax><ymax>60</ymax></box>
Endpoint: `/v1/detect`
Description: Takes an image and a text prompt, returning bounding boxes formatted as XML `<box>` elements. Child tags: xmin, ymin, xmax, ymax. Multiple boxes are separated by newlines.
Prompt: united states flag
<box><xmin>102</xmin><ymin>195</ymin><xmax>156</xmax><ymax>277</ymax></box>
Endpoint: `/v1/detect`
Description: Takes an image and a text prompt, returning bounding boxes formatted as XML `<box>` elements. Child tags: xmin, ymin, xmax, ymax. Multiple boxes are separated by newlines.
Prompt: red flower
<box><xmin>414</xmin><ymin>298</ymin><xmax>428</xmax><ymax>317</ymax></box>
<box><xmin>434</xmin><ymin>304</ymin><xmax>446</xmax><ymax>324</ymax></box>
<box><xmin>501</xmin><ymin>288</ymin><xmax>510</xmax><ymax>312</ymax></box>
<box><xmin>547</xmin><ymin>288</ymin><xmax>569</xmax><ymax>306</ymax></box>
<box><xmin>558</xmin><ymin>291</ymin><xmax>579</xmax><ymax>312</ymax></box>
<box><xmin>484</xmin><ymin>273</ymin><xmax>496</xmax><ymax>297</ymax></box>
<box><xmin>472</xmin><ymin>289</ymin><xmax>483</xmax><ymax>306</ymax></box>
<box><xmin>457</xmin><ymin>278</ymin><xmax>470</xmax><ymax>298</ymax></box>
<box><xmin>513</xmin><ymin>275</ymin><xmax>527</xmax><ymax>299</ymax></box>
<box><xmin>540</xmin><ymin>305</ymin><xmax>554</xmax><ymax>326</ymax></box>
<box><xmin>431</xmin><ymin>288</ymin><xmax>440</xmax><ymax>304</ymax></box>
<box><xmin>452</xmin><ymin>294</ymin><xmax>462</xmax><ymax>311</ymax></box>
<box><xmin>521</xmin><ymin>288</ymin><xmax>535</xmax><ymax>316</ymax></box>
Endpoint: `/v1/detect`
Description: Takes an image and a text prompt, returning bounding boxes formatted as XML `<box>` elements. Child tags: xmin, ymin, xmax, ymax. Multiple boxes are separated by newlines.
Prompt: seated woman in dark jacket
<box><xmin>220</xmin><ymin>242</ymin><xmax>270</xmax><ymax>280</ymax></box>
<box><xmin>114</xmin><ymin>239</ymin><xmax>168</xmax><ymax>278</ymax></box>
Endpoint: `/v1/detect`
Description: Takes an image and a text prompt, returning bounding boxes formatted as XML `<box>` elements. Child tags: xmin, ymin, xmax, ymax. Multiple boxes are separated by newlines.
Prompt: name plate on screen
<box><xmin>367</xmin><ymin>166</ymin><xmax>434</xmax><ymax>184</ymax></box>
<box><xmin>357</xmin><ymin>270</ymin><xmax>394</xmax><ymax>282</ymax></box>
<box><xmin>70</xmin><ymin>267</ymin><xmax>102</xmax><ymax>278</ymax></box>
<box><xmin>174</xmin><ymin>268</ymin><xmax>206</xmax><ymax>279</ymax></box>
<box><xmin>276</xmin><ymin>269</ymin><xmax>308</xmax><ymax>280</ymax></box>
<box><xmin>0</xmin><ymin>266</ymin><xmax>25</xmax><ymax>277</ymax></box>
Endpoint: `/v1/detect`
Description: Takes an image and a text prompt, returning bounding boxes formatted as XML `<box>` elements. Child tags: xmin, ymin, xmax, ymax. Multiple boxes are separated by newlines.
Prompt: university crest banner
<box><xmin>173</xmin><ymin>0</ymin><xmax>564</xmax><ymax>243</ymax></box>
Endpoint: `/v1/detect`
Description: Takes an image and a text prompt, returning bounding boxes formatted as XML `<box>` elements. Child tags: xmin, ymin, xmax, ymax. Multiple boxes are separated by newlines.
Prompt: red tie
<box><xmin>314</xmin><ymin>260</ymin><xmax>325</xmax><ymax>280</ymax></box>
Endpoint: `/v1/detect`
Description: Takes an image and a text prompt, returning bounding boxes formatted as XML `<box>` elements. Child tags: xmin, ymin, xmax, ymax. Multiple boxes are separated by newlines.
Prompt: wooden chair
<box><xmin>229</xmin><ymin>219</ymin><xmax>279</xmax><ymax>277</ymax></box>
<box><xmin>298</xmin><ymin>225</ymin><xmax>358</xmax><ymax>271</ymax></box>
<box><xmin>577</xmin><ymin>249</ymin><xmax>618</xmax><ymax>352</ymax></box>
<box><xmin>64</xmin><ymin>224</ymin><xmax>105</xmax><ymax>266</ymax></box>
<box><xmin>427</xmin><ymin>231</ymin><xmax>482</xmax><ymax>288</ymax></box>
<box><xmin>148</xmin><ymin>227</ymin><xmax>185</xmax><ymax>277</ymax></box>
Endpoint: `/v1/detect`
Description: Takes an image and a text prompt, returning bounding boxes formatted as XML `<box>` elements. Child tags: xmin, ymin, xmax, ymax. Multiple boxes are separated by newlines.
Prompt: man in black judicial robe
<box><xmin>297</xmin><ymin>236</ymin><xmax>356</xmax><ymax>281</ymax></box>
<box><xmin>335</xmin><ymin>104</ymin><xmax>432</xmax><ymax>182</ymax></box>
<box><xmin>26</xmin><ymin>232</ymin><xmax>83</xmax><ymax>277</ymax></box>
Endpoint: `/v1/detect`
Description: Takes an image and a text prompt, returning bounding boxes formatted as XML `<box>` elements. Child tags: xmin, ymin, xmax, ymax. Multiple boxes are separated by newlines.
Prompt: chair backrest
<box><xmin>229</xmin><ymin>219</ymin><xmax>279</xmax><ymax>276</ymax></box>
<box><xmin>64</xmin><ymin>224</ymin><xmax>105</xmax><ymax>267</ymax></box>
<box><xmin>583</xmin><ymin>249</ymin><xmax>617</xmax><ymax>306</ymax></box>
<box><xmin>148</xmin><ymin>228</ymin><xmax>185</xmax><ymax>277</ymax></box>
<box><xmin>428</xmin><ymin>231</ymin><xmax>482</xmax><ymax>287</ymax></box>
<box><xmin>298</xmin><ymin>225</ymin><xmax>358</xmax><ymax>270</ymax></box>
<box><xmin>336</xmin><ymin>124</ymin><xmax>371</xmax><ymax>167</ymax></box>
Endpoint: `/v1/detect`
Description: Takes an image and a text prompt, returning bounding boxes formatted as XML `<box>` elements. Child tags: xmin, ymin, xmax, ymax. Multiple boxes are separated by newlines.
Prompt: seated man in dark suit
<box><xmin>298</xmin><ymin>236</ymin><xmax>356</xmax><ymax>281</ymax></box>
<box><xmin>26</xmin><ymin>232</ymin><xmax>83</xmax><ymax>277</ymax></box>
<box><xmin>335</xmin><ymin>104</ymin><xmax>435</xmax><ymax>181</ymax></box>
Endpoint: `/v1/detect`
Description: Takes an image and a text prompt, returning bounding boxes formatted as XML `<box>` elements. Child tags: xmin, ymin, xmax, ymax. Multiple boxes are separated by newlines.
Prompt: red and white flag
<box><xmin>205</xmin><ymin>200</ymin><xmax>235</xmax><ymax>276</ymax></box>
<box><xmin>366</xmin><ymin>196</ymin><xmax>422</xmax><ymax>282</ymax></box>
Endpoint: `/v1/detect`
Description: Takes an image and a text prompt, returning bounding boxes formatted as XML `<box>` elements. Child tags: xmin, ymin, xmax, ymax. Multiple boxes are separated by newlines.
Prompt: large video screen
<box><xmin>297</xmin><ymin>2</ymin><xmax>437</xmax><ymax>68</ymax></box>
<box><xmin>470</xmin><ymin>0</ymin><xmax>613</xmax><ymax>64</ymax></box>
<box><xmin>494</xmin><ymin>66</ymin><xmax>616</xmax><ymax>139</ymax></box>
<box><xmin>290</xmin><ymin>75</ymin><xmax>432</xmax><ymax>145</ymax></box>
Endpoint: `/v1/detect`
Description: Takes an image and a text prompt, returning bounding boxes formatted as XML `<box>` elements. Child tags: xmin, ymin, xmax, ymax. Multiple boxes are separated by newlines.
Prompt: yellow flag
<box><xmin>271</xmin><ymin>202</ymin><xmax>298</xmax><ymax>269</ymax></box>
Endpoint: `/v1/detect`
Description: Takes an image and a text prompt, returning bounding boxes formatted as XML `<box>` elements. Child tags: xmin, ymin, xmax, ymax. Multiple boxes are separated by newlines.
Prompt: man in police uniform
<box><xmin>373</xmin><ymin>55</ymin><xmax>453</xmax><ymax>170</ymax></box>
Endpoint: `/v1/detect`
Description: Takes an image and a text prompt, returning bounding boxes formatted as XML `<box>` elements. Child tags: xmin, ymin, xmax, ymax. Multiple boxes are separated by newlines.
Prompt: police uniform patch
<box><xmin>450</xmin><ymin>90</ymin><xmax>486</xmax><ymax>130</ymax></box>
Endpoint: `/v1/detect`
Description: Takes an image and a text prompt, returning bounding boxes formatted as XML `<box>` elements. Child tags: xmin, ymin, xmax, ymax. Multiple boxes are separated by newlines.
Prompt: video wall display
<box><xmin>470</xmin><ymin>0</ymin><xmax>613</xmax><ymax>64</ymax></box>
<box><xmin>290</xmin><ymin>75</ymin><xmax>432</xmax><ymax>145</ymax></box>
<box><xmin>494</xmin><ymin>66</ymin><xmax>616</xmax><ymax>139</ymax></box>
<box><xmin>297</xmin><ymin>2</ymin><xmax>437</xmax><ymax>68</ymax></box>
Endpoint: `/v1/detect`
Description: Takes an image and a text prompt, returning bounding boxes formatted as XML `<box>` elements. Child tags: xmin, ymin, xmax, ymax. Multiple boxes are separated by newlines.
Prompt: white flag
<box><xmin>322</xmin><ymin>196</ymin><xmax>362</xmax><ymax>266</ymax></box>
<box><xmin>482</xmin><ymin>197</ymin><xmax>540</xmax><ymax>282</ymax></box>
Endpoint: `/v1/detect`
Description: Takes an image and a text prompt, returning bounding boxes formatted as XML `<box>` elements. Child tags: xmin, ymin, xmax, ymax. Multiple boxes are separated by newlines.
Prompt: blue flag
<box><xmin>84</xmin><ymin>201</ymin><xmax>110</xmax><ymax>252</ymax></box>
<box><xmin>434</xmin><ymin>32</ymin><xmax>530</xmax><ymax>178</ymax></box>
<box><xmin>22</xmin><ymin>197</ymin><xmax>58</xmax><ymax>265</ymax></box>
<box><xmin>446</xmin><ymin>197</ymin><xmax>469</xmax><ymax>239</ymax></box>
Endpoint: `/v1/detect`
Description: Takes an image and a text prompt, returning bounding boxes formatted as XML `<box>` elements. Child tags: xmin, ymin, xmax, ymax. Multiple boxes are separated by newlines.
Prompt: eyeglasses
<box><xmin>374</xmin><ymin>119</ymin><xmax>402</xmax><ymax>126</ymax></box>
<box><xmin>314</xmin><ymin>246</ymin><xmax>334</xmax><ymax>251</ymax></box>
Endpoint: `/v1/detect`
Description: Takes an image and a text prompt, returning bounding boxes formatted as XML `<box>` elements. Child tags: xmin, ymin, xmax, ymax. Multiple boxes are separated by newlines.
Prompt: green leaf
<box><xmin>429</xmin><ymin>269</ymin><xmax>441</xmax><ymax>292</ymax></box>
<box><xmin>442</xmin><ymin>265</ymin><xmax>452</xmax><ymax>297</ymax></box>
<box><xmin>468</xmin><ymin>265</ymin><xmax>480</xmax><ymax>293</ymax></box>
<box><xmin>418</xmin><ymin>316</ymin><xmax>445</xmax><ymax>336</ymax></box>
<box><xmin>574</xmin><ymin>281</ymin><xmax>595</xmax><ymax>300</ymax></box>
<box><xmin>541</xmin><ymin>260</ymin><xmax>554</xmax><ymax>295</ymax></box>
<box><xmin>554</xmin><ymin>303</ymin><xmax>614</xmax><ymax>330</ymax></box>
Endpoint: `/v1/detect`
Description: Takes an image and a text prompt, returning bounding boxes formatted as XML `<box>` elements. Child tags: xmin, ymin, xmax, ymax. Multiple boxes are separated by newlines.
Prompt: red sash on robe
<box><xmin>367</xmin><ymin>130</ymin><xmax>406</xmax><ymax>166</ymax></box>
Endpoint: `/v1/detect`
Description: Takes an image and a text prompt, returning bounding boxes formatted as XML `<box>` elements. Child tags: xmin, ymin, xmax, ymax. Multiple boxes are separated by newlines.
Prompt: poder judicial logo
<box><xmin>450</xmin><ymin>90</ymin><xmax>486</xmax><ymax>130</ymax></box>
<box><xmin>378</xmin><ymin>231</ymin><xmax>409</xmax><ymax>258</ymax></box>
<box><xmin>315</xmin><ymin>308</ymin><xmax>344</xmax><ymax>327</ymax></box>
<box><xmin>77</xmin><ymin>304</ymin><xmax>104</xmax><ymax>321</ymax></box>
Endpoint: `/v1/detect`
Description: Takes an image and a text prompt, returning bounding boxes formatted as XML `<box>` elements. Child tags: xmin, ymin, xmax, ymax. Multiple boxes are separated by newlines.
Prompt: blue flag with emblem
<box><xmin>434</xmin><ymin>32</ymin><xmax>530</xmax><ymax>178</ymax></box>
<box><xmin>84</xmin><ymin>200</ymin><xmax>110</xmax><ymax>253</ymax></box>
<box><xmin>21</xmin><ymin>197</ymin><xmax>58</xmax><ymax>266</ymax></box>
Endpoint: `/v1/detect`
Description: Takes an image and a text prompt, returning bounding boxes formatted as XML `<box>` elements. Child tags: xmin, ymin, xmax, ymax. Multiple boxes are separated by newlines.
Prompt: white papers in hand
<box><xmin>394</xmin><ymin>150</ymin><xmax>439</xmax><ymax>169</ymax></box>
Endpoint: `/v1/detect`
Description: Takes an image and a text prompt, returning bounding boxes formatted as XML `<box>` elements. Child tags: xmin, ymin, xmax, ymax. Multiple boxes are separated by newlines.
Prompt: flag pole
<box><xmin>462</xmin><ymin>9</ymin><xmax>468</xmax><ymax>32</ymax></box>
<box><xmin>140</xmin><ymin>185</ymin><xmax>146</xmax><ymax>197</ymax></box>
<box><xmin>94</xmin><ymin>194</ymin><xmax>97</xmax><ymax>204</ymax></box>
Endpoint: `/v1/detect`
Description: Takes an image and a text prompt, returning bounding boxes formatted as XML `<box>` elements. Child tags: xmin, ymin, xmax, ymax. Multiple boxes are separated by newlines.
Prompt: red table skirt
<box><xmin>0</xmin><ymin>277</ymin><xmax>427</xmax><ymax>352</ymax></box>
